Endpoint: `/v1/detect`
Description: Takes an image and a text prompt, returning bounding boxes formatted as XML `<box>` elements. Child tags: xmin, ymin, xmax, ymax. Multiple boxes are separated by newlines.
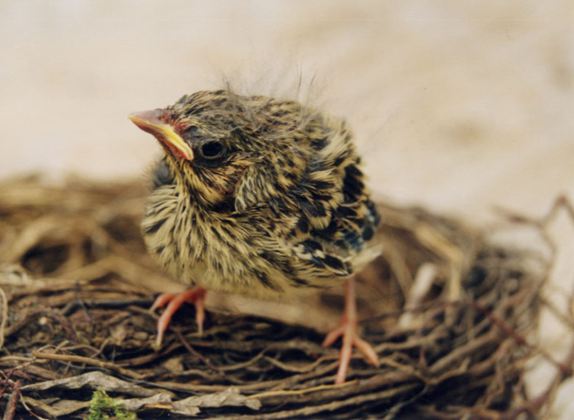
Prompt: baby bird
<box><xmin>129</xmin><ymin>89</ymin><xmax>382</xmax><ymax>384</ymax></box>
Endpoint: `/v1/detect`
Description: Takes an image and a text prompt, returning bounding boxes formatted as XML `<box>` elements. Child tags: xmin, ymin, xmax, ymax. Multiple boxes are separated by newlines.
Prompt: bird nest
<box><xmin>0</xmin><ymin>176</ymin><xmax>573</xmax><ymax>419</ymax></box>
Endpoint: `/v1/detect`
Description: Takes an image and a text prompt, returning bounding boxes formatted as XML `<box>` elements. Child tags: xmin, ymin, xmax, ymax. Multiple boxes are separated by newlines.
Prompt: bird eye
<box><xmin>199</xmin><ymin>141</ymin><xmax>226</xmax><ymax>160</ymax></box>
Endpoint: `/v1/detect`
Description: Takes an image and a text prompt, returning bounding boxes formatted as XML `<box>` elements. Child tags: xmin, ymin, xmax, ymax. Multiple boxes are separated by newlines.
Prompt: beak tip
<box><xmin>128</xmin><ymin>108</ymin><xmax>193</xmax><ymax>161</ymax></box>
<box><xmin>128</xmin><ymin>112</ymin><xmax>149</xmax><ymax>129</ymax></box>
<box><xmin>128</xmin><ymin>109</ymin><xmax>165</xmax><ymax>123</ymax></box>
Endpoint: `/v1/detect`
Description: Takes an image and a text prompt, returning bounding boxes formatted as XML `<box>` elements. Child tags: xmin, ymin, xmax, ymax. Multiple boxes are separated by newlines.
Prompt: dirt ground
<box><xmin>1</xmin><ymin>0</ymin><xmax>573</xmax><ymax>417</ymax></box>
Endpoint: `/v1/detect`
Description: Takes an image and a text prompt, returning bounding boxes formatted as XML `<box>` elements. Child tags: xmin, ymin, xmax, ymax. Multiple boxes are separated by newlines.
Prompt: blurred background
<box><xmin>1</xmin><ymin>0</ymin><xmax>573</xmax><ymax>415</ymax></box>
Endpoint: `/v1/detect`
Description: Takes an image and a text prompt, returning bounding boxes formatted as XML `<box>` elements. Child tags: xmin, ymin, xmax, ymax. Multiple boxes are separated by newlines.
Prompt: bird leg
<box><xmin>322</xmin><ymin>278</ymin><xmax>380</xmax><ymax>384</ymax></box>
<box><xmin>150</xmin><ymin>287</ymin><xmax>206</xmax><ymax>348</ymax></box>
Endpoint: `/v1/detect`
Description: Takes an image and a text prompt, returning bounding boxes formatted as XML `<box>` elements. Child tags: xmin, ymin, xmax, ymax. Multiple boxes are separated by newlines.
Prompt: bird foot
<box><xmin>150</xmin><ymin>287</ymin><xmax>206</xmax><ymax>348</ymax></box>
<box><xmin>322</xmin><ymin>278</ymin><xmax>379</xmax><ymax>384</ymax></box>
<box><xmin>322</xmin><ymin>316</ymin><xmax>380</xmax><ymax>384</ymax></box>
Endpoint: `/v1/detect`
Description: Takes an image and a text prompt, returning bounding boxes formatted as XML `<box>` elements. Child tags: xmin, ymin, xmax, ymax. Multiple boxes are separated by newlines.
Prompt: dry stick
<box><xmin>263</xmin><ymin>354</ymin><xmax>328</xmax><ymax>374</ymax></box>
<box><xmin>539</xmin><ymin>195</ymin><xmax>574</xmax><ymax>226</ymax></box>
<box><xmin>494</xmin><ymin>195</ymin><xmax>571</xmax><ymax>227</ymax></box>
<box><xmin>496</xmin><ymin>194</ymin><xmax>574</xmax><ymax>258</ymax></box>
<box><xmin>31</xmin><ymin>351</ymin><xmax>145</xmax><ymax>380</ymax></box>
<box><xmin>467</xmin><ymin>298</ymin><xmax>568</xmax><ymax>372</ymax></box>
<box><xmin>498</xmin><ymin>195</ymin><xmax>574</xmax><ymax>418</ymax></box>
<box><xmin>233</xmin><ymin>383</ymin><xmax>422</xmax><ymax>420</ymax></box>
<box><xmin>504</xmin><ymin>337</ymin><xmax>574</xmax><ymax>420</ymax></box>
<box><xmin>116</xmin><ymin>343</ymin><xmax>181</xmax><ymax>370</ymax></box>
<box><xmin>539</xmin><ymin>294</ymin><xmax>574</xmax><ymax>330</ymax></box>
<box><xmin>174</xmin><ymin>328</ymin><xmax>218</xmax><ymax>370</ymax></box>
<box><xmin>427</xmin><ymin>328</ymin><xmax>499</xmax><ymax>376</ymax></box>
<box><xmin>0</xmin><ymin>371</ymin><xmax>12</xmax><ymax>401</ymax></box>
<box><xmin>2</xmin><ymin>380</ymin><xmax>20</xmax><ymax>420</ymax></box>
<box><xmin>218</xmin><ymin>351</ymin><xmax>267</xmax><ymax>373</ymax></box>
<box><xmin>0</xmin><ymin>287</ymin><xmax>8</xmax><ymax>350</ymax></box>
<box><xmin>507</xmin><ymin>287</ymin><xmax>574</xmax><ymax>418</ymax></box>
<box><xmin>5</xmin><ymin>307</ymin><xmax>80</xmax><ymax>345</ymax></box>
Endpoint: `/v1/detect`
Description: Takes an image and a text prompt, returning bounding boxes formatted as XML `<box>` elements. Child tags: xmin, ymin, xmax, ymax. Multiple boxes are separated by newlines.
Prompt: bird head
<box><xmin>130</xmin><ymin>90</ymin><xmax>354</xmax><ymax>217</ymax></box>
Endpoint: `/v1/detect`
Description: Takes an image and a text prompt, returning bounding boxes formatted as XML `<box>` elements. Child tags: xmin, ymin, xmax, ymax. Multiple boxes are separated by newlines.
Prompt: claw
<box><xmin>151</xmin><ymin>293</ymin><xmax>175</xmax><ymax>311</ymax></box>
<box><xmin>150</xmin><ymin>287</ymin><xmax>207</xmax><ymax>348</ymax></box>
<box><xmin>322</xmin><ymin>325</ymin><xmax>346</xmax><ymax>348</ymax></box>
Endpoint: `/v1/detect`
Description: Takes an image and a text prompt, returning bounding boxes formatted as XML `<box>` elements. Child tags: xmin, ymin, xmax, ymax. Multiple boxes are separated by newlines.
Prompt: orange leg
<box><xmin>322</xmin><ymin>278</ymin><xmax>380</xmax><ymax>384</ymax></box>
<box><xmin>150</xmin><ymin>287</ymin><xmax>206</xmax><ymax>348</ymax></box>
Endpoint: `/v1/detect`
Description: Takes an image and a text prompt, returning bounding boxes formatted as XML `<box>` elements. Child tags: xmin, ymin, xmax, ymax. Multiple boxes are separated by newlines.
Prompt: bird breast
<box><xmin>141</xmin><ymin>184</ymin><xmax>300</xmax><ymax>297</ymax></box>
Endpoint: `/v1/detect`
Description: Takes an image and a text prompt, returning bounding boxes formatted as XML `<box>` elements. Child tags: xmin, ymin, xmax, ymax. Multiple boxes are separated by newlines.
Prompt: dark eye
<box><xmin>199</xmin><ymin>141</ymin><xmax>226</xmax><ymax>160</ymax></box>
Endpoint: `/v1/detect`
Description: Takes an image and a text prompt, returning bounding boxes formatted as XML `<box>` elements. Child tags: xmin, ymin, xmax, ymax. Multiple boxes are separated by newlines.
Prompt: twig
<box><xmin>0</xmin><ymin>287</ymin><xmax>8</xmax><ymax>350</ymax></box>
<box><xmin>174</xmin><ymin>328</ymin><xmax>218</xmax><ymax>370</ymax></box>
<box><xmin>2</xmin><ymin>380</ymin><xmax>20</xmax><ymax>420</ymax></box>
<box><xmin>32</xmin><ymin>351</ymin><xmax>145</xmax><ymax>380</ymax></box>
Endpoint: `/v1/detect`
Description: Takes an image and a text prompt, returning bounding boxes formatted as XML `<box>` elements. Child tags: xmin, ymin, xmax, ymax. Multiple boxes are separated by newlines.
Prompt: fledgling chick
<box><xmin>129</xmin><ymin>89</ymin><xmax>382</xmax><ymax>384</ymax></box>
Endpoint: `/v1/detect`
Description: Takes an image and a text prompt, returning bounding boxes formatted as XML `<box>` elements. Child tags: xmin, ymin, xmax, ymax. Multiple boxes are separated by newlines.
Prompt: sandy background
<box><xmin>1</xmin><ymin>0</ymin><xmax>573</xmax><ymax>416</ymax></box>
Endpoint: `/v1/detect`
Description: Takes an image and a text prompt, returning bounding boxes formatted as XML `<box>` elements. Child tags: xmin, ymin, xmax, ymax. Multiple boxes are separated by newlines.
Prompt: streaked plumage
<box><xmin>141</xmin><ymin>90</ymin><xmax>381</xmax><ymax>298</ymax></box>
<box><xmin>130</xmin><ymin>89</ymin><xmax>382</xmax><ymax>383</ymax></box>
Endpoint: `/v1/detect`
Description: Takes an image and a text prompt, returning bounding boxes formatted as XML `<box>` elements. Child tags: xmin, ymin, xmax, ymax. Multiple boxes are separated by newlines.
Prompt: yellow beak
<box><xmin>129</xmin><ymin>109</ymin><xmax>194</xmax><ymax>161</ymax></box>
